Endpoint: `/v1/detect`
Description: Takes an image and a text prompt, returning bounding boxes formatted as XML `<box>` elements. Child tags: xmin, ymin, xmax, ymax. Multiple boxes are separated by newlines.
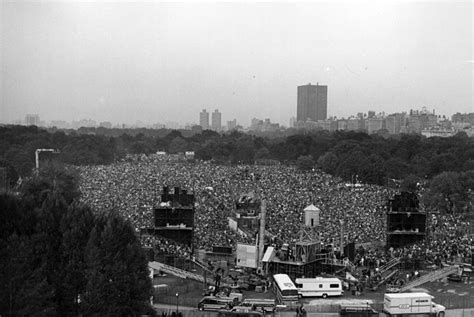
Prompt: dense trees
<box><xmin>424</xmin><ymin>171</ymin><xmax>474</xmax><ymax>213</ymax></box>
<box><xmin>1</xmin><ymin>124</ymin><xmax>473</xmax><ymax>195</ymax></box>
<box><xmin>0</xmin><ymin>165</ymin><xmax>154</xmax><ymax>316</ymax></box>
<box><xmin>83</xmin><ymin>214</ymin><xmax>152</xmax><ymax>315</ymax></box>
<box><xmin>296</xmin><ymin>155</ymin><xmax>315</xmax><ymax>171</ymax></box>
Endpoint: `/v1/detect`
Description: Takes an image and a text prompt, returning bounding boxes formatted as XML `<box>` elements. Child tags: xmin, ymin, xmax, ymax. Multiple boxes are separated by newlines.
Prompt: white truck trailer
<box><xmin>383</xmin><ymin>292</ymin><xmax>446</xmax><ymax>317</ymax></box>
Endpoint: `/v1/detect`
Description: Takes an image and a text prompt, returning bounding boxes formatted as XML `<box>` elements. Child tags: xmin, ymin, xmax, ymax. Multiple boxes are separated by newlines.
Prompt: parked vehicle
<box><xmin>382</xmin><ymin>292</ymin><xmax>445</xmax><ymax>317</ymax></box>
<box><xmin>294</xmin><ymin>277</ymin><xmax>343</xmax><ymax>298</ymax></box>
<box><xmin>273</xmin><ymin>274</ymin><xmax>298</xmax><ymax>305</ymax></box>
<box><xmin>240</xmin><ymin>298</ymin><xmax>276</xmax><ymax>313</ymax></box>
<box><xmin>198</xmin><ymin>296</ymin><xmax>239</xmax><ymax>311</ymax></box>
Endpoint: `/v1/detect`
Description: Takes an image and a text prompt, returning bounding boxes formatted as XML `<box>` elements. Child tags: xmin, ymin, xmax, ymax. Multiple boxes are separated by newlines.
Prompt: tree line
<box><xmin>2</xmin><ymin>125</ymin><xmax>473</xmax><ymax>182</ymax></box>
<box><xmin>0</xmin><ymin>163</ymin><xmax>154</xmax><ymax>316</ymax></box>
<box><xmin>1</xmin><ymin>125</ymin><xmax>473</xmax><ymax>213</ymax></box>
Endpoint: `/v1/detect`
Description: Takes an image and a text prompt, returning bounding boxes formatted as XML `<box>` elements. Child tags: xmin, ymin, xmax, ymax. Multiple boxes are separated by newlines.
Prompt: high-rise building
<box><xmin>227</xmin><ymin>119</ymin><xmax>237</xmax><ymax>131</ymax></box>
<box><xmin>199</xmin><ymin>109</ymin><xmax>209</xmax><ymax>130</ymax></box>
<box><xmin>289</xmin><ymin>117</ymin><xmax>296</xmax><ymax>128</ymax></box>
<box><xmin>211</xmin><ymin>109</ymin><xmax>221</xmax><ymax>131</ymax></box>
<box><xmin>25</xmin><ymin>114</ymin><xmax>40</xmax><ymax>126</ymax></box>
<box><xmin>297</xmin><ymin>83</ymin><xmax>328</xmax><ymax>122</ymax></box>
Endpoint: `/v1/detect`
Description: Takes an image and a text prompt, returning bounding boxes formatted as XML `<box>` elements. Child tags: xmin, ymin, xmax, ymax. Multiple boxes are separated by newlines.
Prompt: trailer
<box><xmin>294</xmin><ymin>277</ymin><xmax>343</xmax><ymax>298</ymax></box>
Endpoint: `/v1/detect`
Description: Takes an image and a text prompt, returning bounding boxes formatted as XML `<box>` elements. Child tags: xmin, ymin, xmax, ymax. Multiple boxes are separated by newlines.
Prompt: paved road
<box><xmin>154</xmin><ymin>303</ymin><xmax>196</xmax><ymax>311</ymax></box>
<box><xmin>445</xmin><ymin>308</ymin><xmax>474</xmax><ymax>317</ymax></box>
<box><xmin>154</xmin><ymin>303</ymin><xmax>474</xmax><ymax>317</ymax></box>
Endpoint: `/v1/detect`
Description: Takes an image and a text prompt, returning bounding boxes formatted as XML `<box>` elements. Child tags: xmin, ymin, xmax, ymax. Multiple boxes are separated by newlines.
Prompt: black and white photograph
<box><xmin>0</xmin><ymin>0</ymin><xmax>473</xmax><ymax>316</ymax></box>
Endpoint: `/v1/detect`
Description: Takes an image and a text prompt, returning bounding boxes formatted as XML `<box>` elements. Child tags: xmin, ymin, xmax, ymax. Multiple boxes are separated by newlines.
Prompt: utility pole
<box><xmin>175</xmin><ymin>293</ymin><xmax>179</xmax><ymax>315</ymax></box>
<box><xmin>340</xmin><ymin>219</ymin><xmax>344</xmax><ymax>258</ymax></box>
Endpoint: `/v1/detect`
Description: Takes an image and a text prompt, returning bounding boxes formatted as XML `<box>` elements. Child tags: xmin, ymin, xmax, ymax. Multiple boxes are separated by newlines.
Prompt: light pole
<box><xmin>175</xmin><ymin>292</ymin><xmax>179</xmax><ymax>315</ymax></box>
<box><xmin>35</xmin><ymin>148</ymin><xmax>60</xmax><ymax>175</ymax></box>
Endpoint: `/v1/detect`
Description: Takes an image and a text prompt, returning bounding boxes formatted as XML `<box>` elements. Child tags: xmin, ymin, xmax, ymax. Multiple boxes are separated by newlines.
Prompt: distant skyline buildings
<box><xmin>4</xmin><ymin>84</ymin><xmax>467</xmax><ymax>130</ymax></box>
<box><xmin>6</xmin><ymin>108</ymin><xmax>474</xmax><ymax>138</ymax></box>
<box><xmin>25</xmin><ymin>114</ymin><xmax>40</xmax><ymax>126</ymax></box>
<box><xmin>211</xmin><ymin>109</ymin><xmax>222</xmax><ymax>131</ymax></box>
<box><xmin>199</xmin><ymin>109</ymin><xmax>209</xmax><ymax>130</ymax></box>
<box><xmin>297</xmin><ymin>83</ymin><xmax>328</xmax><ymax>122</ymax></box>
<box><xmin>5</xmin><ymin>87</ymin><xmax>474</xmax><ymax>136</ymax></box>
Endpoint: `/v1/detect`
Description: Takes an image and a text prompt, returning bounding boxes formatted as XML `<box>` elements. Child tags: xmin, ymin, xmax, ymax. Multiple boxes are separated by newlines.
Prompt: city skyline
<box><xmin>1</xmin><ymin>1</ymin><xmax>472</xmax><ymax>126</ymax></box>
<box><xmin>13</xmin><ymin>105</ymin><xmax>473</xmax><ymax>132</ymax></box>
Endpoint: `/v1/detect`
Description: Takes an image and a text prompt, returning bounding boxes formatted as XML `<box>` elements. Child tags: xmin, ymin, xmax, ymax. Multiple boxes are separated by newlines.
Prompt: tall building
<box><xmin>199</xmin><ymin>109</ymin><xmax>209</xmax><ymax>130</ymax></box>
<box><xmin>297</xmin><ymin>83</ymin><xmax>328</xmax><ymax>122</ymax></box>
<box><xmin>25</xmin><ymin>114</ymin><xmax>40</xmax><ymax>126</ymax></box>
<box><xmin>289</xmin><ymin>117</ymin><xmax>296</xmax><ymax>128</ymax></box>
<box><xmin>211</xmin><ymin>109</ymin><xmax>222</xmax><ymax>131</ymax></box>
<box><xmin>227</xmin><ymin>119</ymin><xmax>237</xmax><ymax>131</ymax></box>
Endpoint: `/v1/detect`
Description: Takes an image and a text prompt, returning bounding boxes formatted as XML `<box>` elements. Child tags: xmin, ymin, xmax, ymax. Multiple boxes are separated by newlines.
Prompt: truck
<box><xmin>383</xmin><ymin>292</ymin><xmax>446</xmax><ymax>317</ymax></box>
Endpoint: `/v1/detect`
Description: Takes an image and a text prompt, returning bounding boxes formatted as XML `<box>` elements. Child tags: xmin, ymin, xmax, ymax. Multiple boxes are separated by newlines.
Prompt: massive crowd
<box><xmin>78</xmin><ymin>154</ymin><xmax>472</xmax><ymax>266</ymax></box>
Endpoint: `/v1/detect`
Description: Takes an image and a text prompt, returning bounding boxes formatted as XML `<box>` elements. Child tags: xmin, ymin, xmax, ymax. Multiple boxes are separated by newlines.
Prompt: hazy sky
<box><xmin>1</xmin><ymin>0</ymin><xmax>473</xmax><ymax>126</ymax></box>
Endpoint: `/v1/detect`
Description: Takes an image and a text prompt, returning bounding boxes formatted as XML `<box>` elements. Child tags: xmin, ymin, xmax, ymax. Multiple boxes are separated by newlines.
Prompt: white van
<box><xmin>294</xmin><ymin>277</ymin><xmax>343</xmax><ymax>298</ymax></box>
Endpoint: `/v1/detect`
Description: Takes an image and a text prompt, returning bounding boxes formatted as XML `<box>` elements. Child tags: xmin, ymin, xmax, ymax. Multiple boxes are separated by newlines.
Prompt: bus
<box><xmin>273</xmin><ymin>274</ymin><xmax>299</xmax><ymax>305</ymax></box>
<box><xmin>294</xmin><ymin>277</ymin><xmax>343</xmax><ymax>298</ymax></box>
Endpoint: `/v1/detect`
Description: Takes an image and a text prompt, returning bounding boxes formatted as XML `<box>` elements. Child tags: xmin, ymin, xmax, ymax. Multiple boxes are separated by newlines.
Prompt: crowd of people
<box><xmin>78</xmin><ymin>153</ymin><xmax>472</xmax><ymax>268</ymax></box>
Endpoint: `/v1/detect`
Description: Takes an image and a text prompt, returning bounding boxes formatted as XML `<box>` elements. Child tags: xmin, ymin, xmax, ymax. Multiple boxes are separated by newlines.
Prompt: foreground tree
<box><xmin>0</xmin><ymin>232</ymin><xmax>55</xmax><ymax>316</ymax></box>
<box><xmin>0</xmin><ymin>165</ymin><xmax>154</xmax><ymax>316</ymax></box>
<box><xmin>83</xmin><ymin>214</ymin><xmax>153</xmax><ymax>316</ymax></box>
<box><xmin>57</xmin><ymin>204</ymin><xmax>96</xmax><ymax>314</ymax></box>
